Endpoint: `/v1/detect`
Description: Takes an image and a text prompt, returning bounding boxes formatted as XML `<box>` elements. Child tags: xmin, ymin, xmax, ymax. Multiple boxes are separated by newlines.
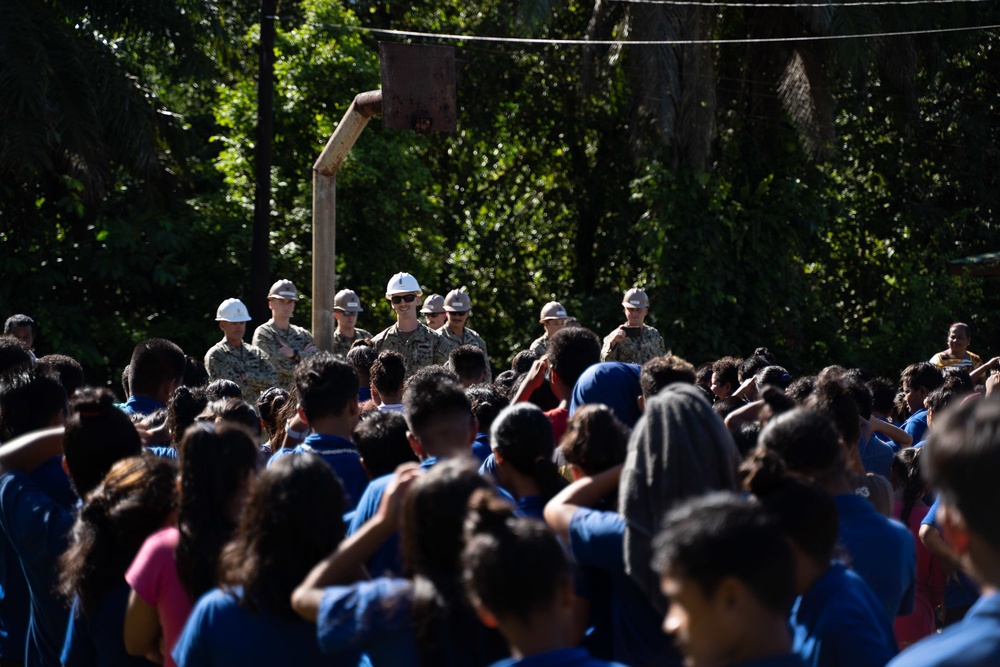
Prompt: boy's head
<box><xmin>653</xmin><ymin>493</ymin><xmax>795</xmax><ymax>667</ymax></box>
<box><xmin>35</xmin><ymin>354</ymin><xmax>85</xmax><ymax>397</ymax></box>
<box><xmin>128</xmin><ymin>338</ymin><xmax>186</xmax><ymax>402</ymax></box>
<box><xmin>4</xmin><ymin>314</ymin><xmax>37</xmax><ymax>351</ymax></box>
<box><xmin>0</xmin><ymin>370</ymin><xmax>68</xmax><ymax>441</ymax></box>
<box><xmin>547</xmin><ymin>327</ymin><xmax>600</xmax><ymax>397</ymax></box>
<box><xmin>640</xmin><ymin>354</ymin><xmax>696</xmax><ymax>401</ymax></box>
<box><xmin>353</xmin><ymin>410</ymin><xmax>418</xmax><ymax>478</ymax></box>
<box><xmin>900</xmin><ymin>362</ymin><xmax>944</xmax><ymax>414</ymax></box>
<box><xmin>295</xmin><ymin>353</ymin><xmax>359</xmax><ymax>424</ymax></box>
<box><xmin>448</xmin><ymin>345</ymin><xmax>489</xmax><ymax>388</ymax></box>
<box><xmin>402</xmin><ymin>368</ymin><xmax>475</xmax><ymax>458</ymax></box>
<box><xmin>370</xmin><ymin>351</ymin><xmax>407</xmax><ymax>402</ymax></box>
<box><xmin>710</xmin><ymin>357</ymin><xmax>741</xmax><ymax>400</ymax></box>
<box><xmin>924</xmin><ymin>397</ymin><xmax>1000</xmax><ymax>580</ymax></box>
<box><xmin>64</xmin><ymin>387</ymin><xmax>143</xmax><ymax>497</ymax></box>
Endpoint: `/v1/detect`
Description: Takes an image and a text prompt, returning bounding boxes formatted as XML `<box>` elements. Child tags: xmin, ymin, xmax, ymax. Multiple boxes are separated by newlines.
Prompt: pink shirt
<box><xmin>125</xmin><ymin>527</ymin><xmax>193</xmax><ymax>667</ymax></box>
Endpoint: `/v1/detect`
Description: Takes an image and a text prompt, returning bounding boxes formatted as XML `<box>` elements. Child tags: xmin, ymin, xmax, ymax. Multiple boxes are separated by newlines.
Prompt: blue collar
<box><xmin>301</xmin><ymin>433</ymin><xmax>357</xmax><ymax>452</ymax></box>
<box><xmin>123</xmin><ymin>395</ymin><xmax>166</xmax><ymax>416</ymax></box>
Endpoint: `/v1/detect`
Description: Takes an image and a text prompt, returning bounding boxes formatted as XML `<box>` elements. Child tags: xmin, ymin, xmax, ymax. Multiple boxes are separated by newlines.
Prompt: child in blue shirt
<box><xmin>461</xmin><ymin>489</ymin><xmax>626</xmax><ymax>667</ymax></box>
<box><xmin>490</xmin><ymin>403</ymin><xmax>567</xmax><ymax>520</ymax></box>
<box><xmin>173</xmin><ymin>454</ymin><xmax>357</xmax><ymax>667</ymax></box>
<box><xmin>652</xmin><ymin>493</ymin><xmax>807</xmax><ymax>667</ymax></box>
<box><xmin>888</xmin><ymin>397</ymin><xmax>1000</xmax><ymax>667</ymax></box>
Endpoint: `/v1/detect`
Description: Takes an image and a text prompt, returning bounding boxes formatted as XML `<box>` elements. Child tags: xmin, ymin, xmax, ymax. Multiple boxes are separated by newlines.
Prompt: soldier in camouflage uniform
<box><xmin>252</xmin><ymin>279</ymin><xmax>320</xmax><ymax>389</ymax></box>
<box><xmin>206</xmin><ymin>298</ymin><xmax>279</xmax><ymax>404</ymax></box>
<box><xmin>371</xmin><ymin>272</ymin><xmax>446</xmax><ymax>377</ymax></box>
<box><xmin>435</xmin><ymin>288</ymin><xmax>491</xmax><ymax>381</ymax></box>
<box><xmin>331</xmin><ymin>289</ymin><xmax>373</xmax><ymax>359</ymax></box>
<box><xmin>600</xmin><ymin>287</ymin><xmax>666</xmax><ymax>365</ymax></box>
<box><xmin>420</xmin><ymin>294</ymin><xmax>447</xmax><ymax>330</ymax></box>
<box><xmin>528</xmin><ymin>301</ymin><xmax>569</xmax><ymax>356</ymax></box>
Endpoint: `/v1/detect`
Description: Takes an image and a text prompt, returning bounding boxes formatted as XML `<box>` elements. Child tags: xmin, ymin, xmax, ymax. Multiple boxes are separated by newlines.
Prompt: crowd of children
<box><xmin>1</xmin><ymin>304</ymin><xmax>999</xmax><ymax>667</ymax></box>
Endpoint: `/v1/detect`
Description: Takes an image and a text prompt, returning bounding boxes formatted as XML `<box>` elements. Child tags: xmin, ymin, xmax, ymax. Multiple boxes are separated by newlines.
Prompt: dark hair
<box><xmin>257</xmin><ymin>387</ymin><xmax>289</xmax><ymax>438</ymax></box>
<box><xmin>732</xmin><ymin>422</ymin><xmax>761</xmax><ymax>459</ymax></box>
<box><xmin>892</xmin><ymin>391</ymin><xmax>911</xmax><ymax>423</ymax></box>
<box><xmin>546</xmin><ymin>328</ymin><xmax>601</xmax><ymax>389</ymax></box>
<box><xmin>867</xmin><ymin>377</ymin><xmax>897</xmax><ymax>416</ymax></box>
<box><xmin>741</xmin><ymin>449</ymin><xmax>839</xmax><ymax>563</ymax></box>
<box><xmin>510</xmin><ymin>351</ymin><xmax>538</xmax><ymax>375</ymax></box>
<box><xmin>202</xmin><ymin>398</ymin><xmax>262</xmax><ymax>437</ymax></box>
<box><xmin>346</xmin><ymin>345</ymin><xmax>378</xmax><ymax>386</ymax></box>
<box><xmin>166</xmin><ymin>386</ymin><xmax>208</xmax><ymax>443</ymax></box>
<box><xmin>759</xmin><ymin>386</ymin><xmax>796</xmax><ymax>423</ymax></box>
<box><xmin>786</xmin><ymin>375</ymin><xmax>817</xmax><ymax>404</ymax></box>
<box><xmin>738</xmin><ymin>355</ymin><xmax>768</xmax><ymax>385</ymax></box>
<box><xmin>651</xmin><ymin>492</ymin><xmax>796</xmax><ymax>616</ymax></box>
<box><xmin>492</xmin><ymin>370</ymin><xmax>521</xmax><ymax>400</ymax></box>
<box><xmin>711</xmin><ymin>357</ymin><xmax>740</xmax><ymax>390</ymax></box>
<box><xmin>206</xmin><ymin>379</ymin><xmax>243</xmax><ymax>402</ymax></box>
<box><xmin>36</xmin><ymin>354</ymin><xmax>85</xmax><ymax>397</ymax></box>
<box><xmin>695</xmin><ymin>363</ymin><xmax>713</xmax><ymax>387</ymax></box>
<box><xmin>220</xmin><ymin>454</ymin><xmax>345</xmax><ymax>619</ymax></box>
<box><xmin>892</xmin><ymin>448</ymin><xmax>925</xmax><ymax>525</ymax></box>
<box><xmin>712</xmin><ymin>396</ymin><xmax>746</xmax><ymax>421</ymax></box>
<box><xmin>640</xmin><ymin>354</ymin><xmax>696</xmax><ymax>399</ymax></box>
<box><xmin>466</xmin><ymin>385</ymin><xmax>509</xmax><ymax>434</ymax></box>
<box><xmin>64</xmin><ymin>388</ymin><xmax>143</xmax><ymax>498</ymax></box>
<box><xmin>0</xmin><ymin>336</ymin><xmax>33</xmax><ymax>379</ymax></box>
<box><xmin>59</xmin><ymin>456</ymin><xmax>177</xmax><ymax>615</ymax></box>
<box><xmin>923</xmin><ymin>398</ymin><xmax>1000</xmax><ymax>549</ymax></box>
<box><xmin>183</xmin><ymin>355</ymin><xmax>209</xmax><ymax>388</ymax></box>
<box><xmin>401</xmin><ymin>459</ymin><xmax>506</xmax><ymax>664</ymax></box>
<box><xmin>807</xmin><ymin>372</ymin><xmax>861</xmax><ymax>446</ymax></box>
<box><xmin>176</xmin><ymin>422</ymin><xmax>258</xmax><ymax>600</ymax></box>
<box><xmin>491</xmin><ymin>404</ymin><xmax>568</xmax><ymax>502</ymax></box>
<box><xmin>949</xmin><ymin>322</ymin><xmax>971</xmax><ymax>338</ymax></box>
<box><xmin>559</xmin><ymin>404</ymin><xmax>629</xmax><ymax>475</ymax></box>
<box><xmin>295</xmin><ymin>353</ymin><xmax>358</xmax><ymax>422</ymax></box>
<box><xmin>403</xmin><ymin>370</ymin><xmax>471</xmax><ymax>439</ymax></box>
<box><xmin>758</xmin><ymin>408</ymin><xmax>843</xmax><ymax>481</ymax></box>
<box><xmin>3</xmin><ymin>314</ymin><xmax>37</xmax><ymax>338</ymax></box>
<box><xmin>448</xmin><ymin>346</ymin><xmax>488</xmax><ymax>386</ymax></box>
<box><xmin>844</xmin><ymin>375</ymin><xmax>874</xmax><ymax>421</ymax></box>
<box><xmin>371</xmin><ymin>351</ymin><xmax>406</xmax><ymax>398</ymax></box>
<box><xmin>926</xmin><ymin>386</ymin><xmax>957</xmax><ymax>415</ymax></box>
<box><xmin>128</xmin><ymin>339</ymin><xmax>186</xmax><ymax>398</ymax></box>
<box><xmin>0</xmin><ymin>370</ymin><xmax>67</xmax><ymax>441</ymax></box>
<box><xmin>462</xmin><ymin>489</ymin><xmax>568</xmax><ymax>623</ymax></box>
<box><xmin>755</xmin><ymin>366</ymin><xmax>792</xmax><ymax>393</ymax></box>
<box><xmin>901</xmin><ymin>362</ymin><xmax>944</xmax><ymax>394</ymax></box>
<box><xmin>353</xmin><ymin>410</ymin><xmax>418</xmax><ymax>478</ymax></box>
<box><xmin>941</xmin><ymin>368</ymin><xmax>974</xmax><ymax>395</ymax></box>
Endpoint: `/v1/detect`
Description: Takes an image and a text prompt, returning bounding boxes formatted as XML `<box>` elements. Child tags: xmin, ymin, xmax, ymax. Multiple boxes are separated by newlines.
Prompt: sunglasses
<box><xmin>391</xmin><ymin>294</ymin><xmax>418</xmax><ymax>304</ymax></box>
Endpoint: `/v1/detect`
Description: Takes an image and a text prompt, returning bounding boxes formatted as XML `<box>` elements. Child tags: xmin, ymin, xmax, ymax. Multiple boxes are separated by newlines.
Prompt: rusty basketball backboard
<box><xmin>379</xmin><ymin>43</ymin><xmax>457</xmax><ymax>133</ymax></box>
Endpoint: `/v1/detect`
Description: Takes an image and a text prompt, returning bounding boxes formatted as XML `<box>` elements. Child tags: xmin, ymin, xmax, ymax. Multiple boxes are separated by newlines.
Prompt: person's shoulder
<box><xmin>643</xmin><ymin>324</ymin><xmax>662</xmax><ymax>336</ymax></box>
<box><xmin>929</xmin><ymin>351</ymin><xmax>948</xmax><ymax>367</ymax></box>
<box><xmin>888</xmin><ymin>597</ymin><xmax>1000</xmax><ymax>667</ymax></box>
<box><xmin>371</xmin><ymin>326</ymin><xmax>395</xmax><ymax>343</ymax></box>
<box><xmin>355</xmin><ymin>328</ymin><xmax>373</xmax><ymax>339</ymax></box>
<box><xmin>205</xmin><ymin>339</ymin><xmax>228</xmax><ymax>355</ymax></box>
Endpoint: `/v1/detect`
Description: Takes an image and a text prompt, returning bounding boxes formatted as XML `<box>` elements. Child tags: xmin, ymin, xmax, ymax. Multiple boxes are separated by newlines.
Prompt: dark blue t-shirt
<box><xmin>121</xmin><ymin>395</ymin><xmax>165</xmax><ymax>417</ymax></box>
<box><xmin>920</xmin><ymin>497</ymin><xmax>980</xmax><ymax>609</ymax></box>
<box><xmin>568</xmin><ymin>508</ymin><xmax>682</xmax><ymax>667</ymax></box>
<box><xmin>569</xmin><ymin>363</ymin><xmax>642</xmax><ymax>428</ymax></box>
<box><xmin>62</xmin><ymin>584</ymin><xmax>157</xmax><ymax>667</ymax></box>
<box><xmin>488</xmin><ymin>646</ymin><xmax>629</xmax><ymax>666</ymax></box>
<box><xmin>293</xmin><ymin>434</ymin><xmax>369</xmax><ymax>511</ymax></box>
<box><xmin>902</xmin><ymin>409</ymin><xmax>929</xmax><ymax>446</ymax></box>
<box><xmin>472</xmin><ymin>432</ymin><xmax>491</xmax><ymax>464</ymax></box>
<box><xmin>887</xmin><ymin>592</ymin><xmax>1000</xmax><ymax>667</ymax></box>
<box><xmin>859</xmin><ymin>434</ymin><xmax>894</xmax><ymax>479</ymax></box>
<box><xmin>834</xmin><ymin>493</ymin><xmax>916</xmax><ymax>620</ymax></box>
<box><xmin>790</xmin><ymin>563</ymin><xmax>898</xmax><ymax>667</ymax></box>
<box><xmin>0</xmin><ymin>471</ymin><xmax>75</xmax><ymax>667</ymax></box>
<box><xmin>173</xmin><ymin>586</ymin><xmax>350</xmax><ymax>667</ymax></box>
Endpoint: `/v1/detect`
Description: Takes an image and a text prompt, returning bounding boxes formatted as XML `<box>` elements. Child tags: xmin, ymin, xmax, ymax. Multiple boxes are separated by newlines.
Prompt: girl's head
<box><xmin>59</xmin><ymin>455</ymin><xmax>177</xmax><ymax>614</ymax></box>
<box><xmin>806</xmin><ymin>372</ymin><xmax>861</xmax><ymax>447</ymax></box>
<box><xmin>758</xmin><ymin>407</ymin><xmax>844</xmax><ymax>485</ymax></box>
<box><xmin>257</xmin><ymin>386</ymin><xmax>289</xmax><ymax>439</ymax></box>
<box><xmin>892</xmin><ymin>447</ymin><xmax>926</xmax><ymax>525</ymax></box>
<box><xmin>402</xmin><ymin>457</ymin><xmax>493</xmax><ymax>579</ymax></box>
<box><xmin>176</xmin><ymin>422</ymin><xmax>258</xmax><ymax>600</ymax></box>
<box><xmin>198</xmin><ymin>398</ymin><xmax>262</xmax><ymax>438</ymax></box>
<box><xmin>166</xmin><ymin>385</ymin><xmax>208</xmax><ymax>443</ymax></box>
<box><xmin>221</xmin><ymin>453</ymin><xmax>345</xmax><ymax>618</ymax></box>
<box><xmin>64</xmin><ymin>387</ymin><xmax>143</xmax><ymax>498</ymax></box>
<box><xmin>462</xmin><ymin>489</ymin><xmax>570</xmax><ymax>634</ymax></box>
<box><xmin>559</xmin><ymin>404</ymin><xmax>629</xmax><ymax>477</ymax></box>
<box><xmin>490</xmin><ymin>403</ymin><xmax>567</xmax><ymax>501</ymax></box>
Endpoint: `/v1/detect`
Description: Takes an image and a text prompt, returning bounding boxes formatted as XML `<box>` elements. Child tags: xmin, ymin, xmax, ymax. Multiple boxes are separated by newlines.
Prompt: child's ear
<box><xmin>939</xmin><ymin>504</ymin><xmax>970</xmax><ymax>555</ymax></box>
<box><xmin>473</xmin><ymin>603</ymin><xmax>500</xmax><ymax>629</ymax></box>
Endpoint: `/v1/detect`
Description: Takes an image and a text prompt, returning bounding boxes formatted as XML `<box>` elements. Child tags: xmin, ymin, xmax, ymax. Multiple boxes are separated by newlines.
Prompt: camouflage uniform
<box><xmin>371</xmin><ymin>323</ymin><xmax>445</xmax><ymax>377</ymax></box>
<box><xmin>331</xmin><ymin>327</ymin><xmax>374</xmax><ymax>360</ymax></box>
<box><xmin>528</xmin><ymin>335</ymin><xmax>548</xmax><ymax>357</ymax></box>
<box><xmin>204</xmin><ymin>339</ymin><xmax>279</xmax><ymax>404</ymax></box>
<box><xmin>252</xmin><ymin>321</ymin><xmax>319</xmax><ymax>390</ymax></box>
<box><xmin>600</xmin><ymin>325</ymin><xmax>666</xmax><ymax>365</ymax></box>
<box><xmin>436</xmin><ymin>326</ymin><xmax>492</xmax><ymax>381</ymax></box>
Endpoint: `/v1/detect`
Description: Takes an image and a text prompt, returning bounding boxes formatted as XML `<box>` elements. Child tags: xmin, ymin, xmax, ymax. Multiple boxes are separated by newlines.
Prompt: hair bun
<box><xmin>71</xmin><ymin>387</ymin><xmax>115</xmax><ymax>418</ymax></box>
<box><xmin>740</xmin><ymin>449</ymin><xmax>788</xmax><ymax>497</ymax></box>
<box><xmin>463</xmin><ymin>488</ymin><xmax>515</xmax><ymax>539</ymax></box>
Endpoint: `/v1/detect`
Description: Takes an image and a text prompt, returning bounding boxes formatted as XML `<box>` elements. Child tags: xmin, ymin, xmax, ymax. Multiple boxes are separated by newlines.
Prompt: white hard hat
<box><xmin>385</xmin><ymin>272</ymin><xmax>422</xmax><ymax>296</ymax></box>
<box><xmin>216</xmin><ymin>298</ymin><xmax>251</xmax><ymax>322</ymax></box>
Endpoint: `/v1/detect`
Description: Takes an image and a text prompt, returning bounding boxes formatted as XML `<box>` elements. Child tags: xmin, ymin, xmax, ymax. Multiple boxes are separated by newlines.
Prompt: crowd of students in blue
<box><xmin>0</xmin><ymin>314</ymin><xmax>999</xmax><ymax>667</ymax></box>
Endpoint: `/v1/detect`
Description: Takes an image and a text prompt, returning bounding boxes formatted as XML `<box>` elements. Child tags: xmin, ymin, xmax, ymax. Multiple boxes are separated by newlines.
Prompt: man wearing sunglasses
<box><xmin>371</xmin><ymin>272</ymin><xmax>445</xmax><ymax>377</ymax></box>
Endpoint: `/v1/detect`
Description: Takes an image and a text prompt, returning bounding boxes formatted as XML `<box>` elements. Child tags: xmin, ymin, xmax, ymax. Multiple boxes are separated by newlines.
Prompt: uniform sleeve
<box><xmin>61</xmin><ymin>598</ymin><xmax>96</xmax><ymax>667</ymax></box>
<box><xmin>568</xmin><ymin>508</ymin><xmax>626</xmax><ymax>571</ymax></box>
<box><xmin>650</xmin><ymin>329</ymin><xmax>666</xmax><ymax>356</ymax></box>
<box><xmin>171</xmin><ymin>595</ymin><xmax>212</xmax><ymax>667</ymax></box>
<box><xmin>600</xmin><ymin>332</ymin><xmax>620</xmax><ymax>362</ymax></box>
<box><xmin>244</xmin><ymin>348</ymin><xmax>279</xmax><ymax>395</ymax></box>
<box><xmin>432</xmin><ymin>334</ymin><xmax>447</xmax><ymax>365</ymax></box>
<box><xmin>316</xmin><ymin>579</ymin><xmax>412</xmax><ymax>655</ymax></box>
<box><xmin>204</xmin><ymin>347</ymin><xmax>223</xmax><ymax>383</ymax></box>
